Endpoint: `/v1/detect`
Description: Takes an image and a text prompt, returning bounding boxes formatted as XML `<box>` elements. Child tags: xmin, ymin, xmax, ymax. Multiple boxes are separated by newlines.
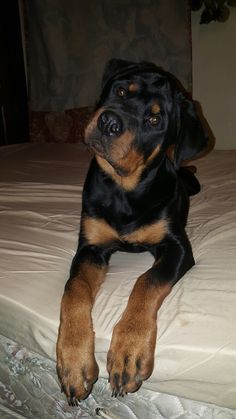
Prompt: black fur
<box><xmin>71</xmin><ymin>59</ymin><xmax>208</xmax><ymax>285</ymax></box>
<box><xmin>58</xmin><ymin>60</ymin><xmax>209</xmax><ymax>403</ymax></box>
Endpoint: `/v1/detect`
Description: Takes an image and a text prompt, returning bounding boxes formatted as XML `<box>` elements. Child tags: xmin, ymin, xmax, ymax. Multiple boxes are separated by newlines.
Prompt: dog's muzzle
<box><xmin>97</xmin><ymin>111</ymin><xmax>123</xmax><ymax>138</ymax></box>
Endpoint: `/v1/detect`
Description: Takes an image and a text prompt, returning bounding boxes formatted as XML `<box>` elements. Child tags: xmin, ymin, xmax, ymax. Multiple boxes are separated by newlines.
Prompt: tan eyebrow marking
<box><xmin>128</xmin><ymin>83</ymin><xmax>138</xmax><ymax>92</ymax></box>
<box><xmin>151</xmin><ymin>103</ymin><xmax>160</xmax><ymax>114</ymax></box>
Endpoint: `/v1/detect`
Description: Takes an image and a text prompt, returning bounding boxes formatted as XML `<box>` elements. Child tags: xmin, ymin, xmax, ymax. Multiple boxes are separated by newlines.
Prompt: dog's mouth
<box><xmin>87</xmin><ymin>140</ymin><xmax>105</xmax><ymax>158</ymax></box>
<box><xmin>84</xmin><ymin>110</ymin><xmax>140</xmax><ymax>177</ymax></box>
<box><xmin>84</xmin><ymin>135</ymin><xmax>108</xmax><ymax>159</ymax></box>
<box><xmin>88</xmin><ymin>141</ymin><xmax>130</xmax><ymax>177</ymax></box>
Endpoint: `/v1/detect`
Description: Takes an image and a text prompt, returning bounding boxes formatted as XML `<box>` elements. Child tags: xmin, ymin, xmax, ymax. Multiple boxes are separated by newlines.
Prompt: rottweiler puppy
<box><xmin>57</xmin><ymin>59</ymin><xmax>209</xmax><ymax>405</ymax></box>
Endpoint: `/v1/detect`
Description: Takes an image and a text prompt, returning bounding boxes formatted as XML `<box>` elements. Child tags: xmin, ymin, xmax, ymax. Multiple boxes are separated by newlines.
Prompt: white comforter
<box><xmin>0</xmin><ymin>144</ymin><xmax>236</xmax><ymax>409</ymax></box>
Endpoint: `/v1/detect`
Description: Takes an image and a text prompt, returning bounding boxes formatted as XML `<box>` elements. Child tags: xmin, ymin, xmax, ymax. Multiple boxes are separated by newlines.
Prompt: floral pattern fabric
<box><xmin>29</xmin><ymin>107</ymin><xmax>92</xmax><ymax>143</ymax></box>
<box><xmin>0</xmin><ymin>334</ymin><xmax>235</xmax><ymax>419</ymax></box>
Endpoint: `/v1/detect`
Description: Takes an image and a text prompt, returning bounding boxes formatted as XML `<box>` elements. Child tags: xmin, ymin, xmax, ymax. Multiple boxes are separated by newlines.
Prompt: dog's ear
<box><xmin>101</xmin><ymin>59</ymin><xmax>131</xmax><ymax>88</ymax></box>
<box><xmin>173</xmin><ymin>92</ymin><xmax>209</xmax><ymax>168</ymax></box>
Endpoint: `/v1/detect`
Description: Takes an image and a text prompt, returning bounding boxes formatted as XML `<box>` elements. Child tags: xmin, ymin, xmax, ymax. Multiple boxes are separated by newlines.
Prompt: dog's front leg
<box><xmin>57</xmin><ymin>245</ymin><xmax>109</xmax><ymax>404</ymax></box>
<box><xmin>107</xmin><ymin>231</ymin><xmax>194</xmax><ymax>396</ymax></box>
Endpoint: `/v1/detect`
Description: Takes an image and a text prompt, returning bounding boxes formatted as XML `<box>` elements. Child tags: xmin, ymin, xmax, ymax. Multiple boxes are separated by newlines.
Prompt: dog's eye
<box><xmin>149</xmin><ymin>115</ymin><xmax>159</xmax><ymax>125</ymax></box>
<box><xmin>117</xmin><ymin>87</ymin><xmax>126</xmax><ymax>97</ymax></box>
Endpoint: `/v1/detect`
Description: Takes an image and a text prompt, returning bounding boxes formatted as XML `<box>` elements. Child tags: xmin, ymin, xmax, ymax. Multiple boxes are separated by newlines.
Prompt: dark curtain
<box><xmin>26</xmin><ymin>0</ymin><xmax>192</xmax><ymax>112</ymax></box>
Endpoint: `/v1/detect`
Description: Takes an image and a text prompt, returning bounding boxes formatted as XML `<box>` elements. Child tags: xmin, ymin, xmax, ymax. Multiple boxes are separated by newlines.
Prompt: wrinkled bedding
<box><xmin>0</xmin><ymin>144</ymin><xmax>236</xmax><ymax>413</ymax></box>
<box><xmin>1</xmin><ymin>334</ymin><xmax>235</xmax><ymax>419</ymax></box>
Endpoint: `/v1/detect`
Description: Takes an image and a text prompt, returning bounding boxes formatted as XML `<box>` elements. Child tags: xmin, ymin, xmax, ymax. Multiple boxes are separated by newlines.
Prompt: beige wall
<box><xmin>191</xmin><ymin>9</ymin><xmax>236</xmax><ymax>149</ymax></box>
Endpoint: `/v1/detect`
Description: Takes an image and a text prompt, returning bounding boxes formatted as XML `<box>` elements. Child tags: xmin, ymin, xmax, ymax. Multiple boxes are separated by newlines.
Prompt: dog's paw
<box><xmin>57</xmin><ymin>331</ymin><xmax>98</xmax><ymax>404</ymax></box>
<box><xmin>107</xmin><ymin>317</ymin><xmax>156</xmax><ymax>397</ymax></box>
<box><xmin>57</xmin><ymin>354</ymin><xmax>98</xmax><ymax>404</ymax></box>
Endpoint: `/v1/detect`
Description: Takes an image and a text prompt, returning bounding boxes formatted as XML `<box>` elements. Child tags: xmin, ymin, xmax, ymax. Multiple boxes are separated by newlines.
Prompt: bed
<box><xmin>0</xmin><ymin>143</ymin><xmax>236</xmax><ymax>418</ymax></box>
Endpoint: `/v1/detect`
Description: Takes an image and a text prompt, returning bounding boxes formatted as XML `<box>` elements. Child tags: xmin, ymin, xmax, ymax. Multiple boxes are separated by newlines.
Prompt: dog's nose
<box><xmin>97</xmin><ymin>111</ymin><xmax>123</xmax><ymax>137</ymax></box>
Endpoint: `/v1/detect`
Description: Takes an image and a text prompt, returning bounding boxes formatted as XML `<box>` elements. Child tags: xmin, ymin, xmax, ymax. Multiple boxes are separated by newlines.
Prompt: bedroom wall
<box><xmin>191</xmin><ymin>8</ymin><xmax>236</xmax><ymax>150</ymax></box>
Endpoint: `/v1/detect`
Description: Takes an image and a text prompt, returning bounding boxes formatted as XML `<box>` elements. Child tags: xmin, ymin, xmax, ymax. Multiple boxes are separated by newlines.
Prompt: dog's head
<box><xmin>84</xmin><ymin>59</ymin><xmax>209</xmax><ymax>178</ymax></box>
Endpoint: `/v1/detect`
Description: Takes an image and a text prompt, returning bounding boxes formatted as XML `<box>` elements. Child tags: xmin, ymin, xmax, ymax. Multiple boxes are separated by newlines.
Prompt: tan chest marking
<box><xmin>122</xmin><ymin>219</ymin><xmax>168</xmax><ymax>244</ymax></box>
<box><xmin>82</xmin><ymin>217</ymin><xmax>119</xmax><ymax>245</ymax></box>
<box><xmin>83</xmin><ymin>216</ymin><xmax>168</xmax><ymax>246</ymax></box>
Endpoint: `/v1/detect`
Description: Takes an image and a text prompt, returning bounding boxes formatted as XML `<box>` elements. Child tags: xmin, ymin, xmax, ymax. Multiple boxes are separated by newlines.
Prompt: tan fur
<box><xmin>109</xmin><ymin>130</ymin><xmax>135</xmax><ymax>162</ymax></box>
<box><xmin>83</xmin><ymin>216</ymin><xmax>168</xmax><ymax>246</ymax></box>
<box><xmin>107</xmin><ymin>272</ymin><xmax>172</xmax><ymax>393</ymax></box>
<box><xmin>147</xmin><ymin>144</ymin><xmax>161</xmax><ymax>163</ymax></box>
<box><xmin>166</xmin><ymin>144</ymin><xmax>175</xmax><ymax>161</ymax></box>
<box><xmin>128</xmin><ymin>83</ymin><xmax>138</xmax><ymax>92</ymax></box>
<box><xmin>115</xmin><ymin>147</ymin><xmax>144</xmax><ymax>174</ymax></box>
<box><xmin>123</xmin><ymin>219</ymin><xmax>168</xmax><ymax>244</ymax></box>
<box><xmin>96</xmin><ymin>143</ymin><xmax>161</xmax><ymax>192</ymax></box>
<box><xmin>85</xmin><ymin>105</ymin><xmax>161</xmax><ymax>191</ymax></box>
<box><xmin>56</xmin><ymin>262</ymin><xmax>107</xmax><ymax>400</ymax></box>
<box><xmin>151</xmin><ymin>103</ymin><xmax>160</xmax><ymax>114</ymax></box>
<box><xmin>59</xmin><ymin>262</ymin><xmax>107</xmax><ymax>331</ymax></box>
<box><xmin>84</xmin><ymin>108</ymin><xmax>105</xmax><ymax>140</ymax></box>
<box><xmin>96</xmin><ymin>155</ymin><xmax>144</xmax><ymax>191</ymax></box>
<box><xmin>83</xmin><ymin>216</ymin><xmax>119</xmax><ymax>245</ymax></box>
<box><xmin>122</xmin><ymin>272</ymin><xmax>172</xmax><ymax>319</ymax></box>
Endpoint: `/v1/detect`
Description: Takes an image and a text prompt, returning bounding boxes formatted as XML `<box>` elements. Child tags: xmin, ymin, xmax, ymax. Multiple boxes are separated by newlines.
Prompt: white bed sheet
<box><xmin>0</xmin><ymin>144</ymin><xmax>236</xmax><ymax>409</ymax></box>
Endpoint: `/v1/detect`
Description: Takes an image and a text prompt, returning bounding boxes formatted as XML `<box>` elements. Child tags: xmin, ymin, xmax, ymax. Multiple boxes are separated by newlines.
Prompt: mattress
<box><xmin>0</xmin><ymin>144</ymin><xmax>236</xmax><ymax>410</ymax></box>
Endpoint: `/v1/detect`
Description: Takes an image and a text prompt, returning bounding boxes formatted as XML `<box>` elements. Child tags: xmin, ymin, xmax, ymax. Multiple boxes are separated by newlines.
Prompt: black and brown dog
<box><xmin>57</xmin><ymin>59</ymin><xmax>209</xmax><ymax>405</ymax></box>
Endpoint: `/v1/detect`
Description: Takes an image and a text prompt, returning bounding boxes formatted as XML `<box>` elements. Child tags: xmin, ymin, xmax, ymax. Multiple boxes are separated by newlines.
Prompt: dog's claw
<box><xmin>69</xmin><ymin>397</ymin><xmax>78</xmax><ymax>407</ymax></box>
<box><xmin>111</xmin><ymin>388</ymin><xmax>118</xmax><ymax>397</ymax></box>
<box><xmin>68</xmin><ymin>391</ymin><xmax>79</xmax><ymax>407</ymax></box>
<box><xmin>118</xmin><ymin>387</ymin><xmax>124</xmax><ymax>397</ymax></box>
